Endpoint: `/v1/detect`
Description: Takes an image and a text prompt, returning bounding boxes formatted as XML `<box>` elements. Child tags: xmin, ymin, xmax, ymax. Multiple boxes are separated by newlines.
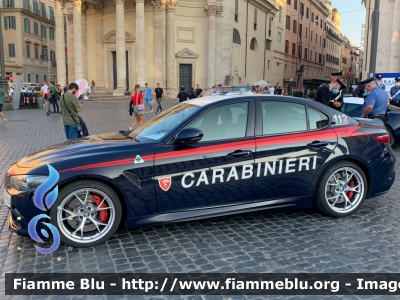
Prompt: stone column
<box><xmin>54</xmin><ymin>0</ymin><xmax>66</xmax><ymax>86</ymax></box>
<box><xmin>72</xmin><ymin>0</ymin><xmax>83</xmax><ymax>79</ymax></box>
<box><xmin>161</xmin><ymin>3</ymin><xmax>166</xmax><ymax>88</ymax></box>
<box><xmin>66</xmin><ymin>13</ymin><xmax>74</xmax><ymax>83</ymax></box>
<box><xmin>94</xmin><ymin>3</ymin><xmax>106</xmax><ymax>93</ymax></box>
<box><xmin>114</xmin><ymin>0</ymin><xmax>127</xmax><ymax>95</ymax></box>
<box><xmin>389</xmin><ymin>0</ymin><xmax>399</xmax><ymax>72</ymax></box>
<box><xmin>205</xmin><ymin>4</ymin><xmax>216</xmax><ymax>90</ymax></box>
<box><xmin>152</xmin><ymin>0</ymin><xmax>165</xmax><ymax>87</ymax></box>
<box><xmin>135</xmin><ymin>0</ymin><xmax>145</xmax><ymax>86</ymax></box>
<box><xmin>221</xmin><ymin>2</ymin><xmax>232</xmax><ymax>86</ymax></box>
<box><xmin>81</xmin><ymin>3</ymin><xmax>87</xmax><ymax>79</ymax></box>
<box><xmin>166</xmin><ymin>0</ymin><xmax>176</xmax><ymax>94</ymax></box>
<box><xmin>215</xmin><ymin>5</ymin><xmax>222</xmax><ymax>85</ymax></box>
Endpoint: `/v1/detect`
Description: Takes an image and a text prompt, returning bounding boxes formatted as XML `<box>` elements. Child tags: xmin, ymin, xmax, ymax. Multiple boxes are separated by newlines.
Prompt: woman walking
<box><xmin>129</xmin><ymin>84</ymin><xmax>144</xmax><ymax>130</ymax></box>
<box><xmin>91</xmin><ymin>80</ymin><xmax>95</xmax><ymax>94</ymax></box>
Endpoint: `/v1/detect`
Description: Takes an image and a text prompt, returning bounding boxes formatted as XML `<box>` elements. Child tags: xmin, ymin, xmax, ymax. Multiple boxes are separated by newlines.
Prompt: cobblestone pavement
<box><xmin>0</xmin><ymin>100</ymin><xmax>400</xmax><ymax>300</ymax></box>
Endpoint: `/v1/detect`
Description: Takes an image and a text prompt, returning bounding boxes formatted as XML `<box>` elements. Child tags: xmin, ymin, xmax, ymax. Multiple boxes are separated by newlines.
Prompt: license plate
<box><xmin>3</xmin><ymin>190</ymin><xmax>11</xmax><ymax>208</ymax></box>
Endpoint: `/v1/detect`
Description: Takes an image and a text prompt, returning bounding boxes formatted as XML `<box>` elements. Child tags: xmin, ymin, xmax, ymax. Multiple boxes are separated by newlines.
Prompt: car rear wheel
<box><xmin>315</xmin><ymin>161</ymin><xmax>367</xmax><ymax>217</ymax></box>
<box><xmin>50</xmin><ymin>180</ymin><xmax>122</xmax><ymax>248</ymax></box>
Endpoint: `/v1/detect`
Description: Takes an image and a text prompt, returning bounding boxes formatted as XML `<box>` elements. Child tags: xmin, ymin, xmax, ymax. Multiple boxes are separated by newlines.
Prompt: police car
<box><xmin>342</xmin><ymin>96</ymin><xmax>400</xmax><ymax>146</ymax></box>
<box><xmin>5</xmin><ymin>95</ymin><xmax>396</xmax><ymax>247</ymax></box>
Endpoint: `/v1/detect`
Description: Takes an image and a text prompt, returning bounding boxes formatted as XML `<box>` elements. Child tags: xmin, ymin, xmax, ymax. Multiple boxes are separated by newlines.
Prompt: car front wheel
<box><xmin>50</xmin><ymin>180</ymin><xmax>122</xmax><ymax>248</ymax></box>
<box><xmin>315</xmin><ymin>161</ymin><xmax>368</xmax><ymax>217</ymax></box>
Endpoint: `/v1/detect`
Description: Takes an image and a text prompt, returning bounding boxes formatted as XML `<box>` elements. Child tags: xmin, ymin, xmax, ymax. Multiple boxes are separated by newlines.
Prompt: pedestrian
<box><xmin>188</xmin><ymin>87</ymin><xmax>197</xmax><ymax>99</ymax></box>
<box><xmin>41</xmin><ymin>82</ymin><xmax>48</xmax><ymax>99</ymax></box>
<box><xmin>211</xmin><ymin>86</ymin><xmax>217</xmax><ymax>95</ymax></box>
<box><xmin>263</xmin><ymin>87</ymin><xmax>268</xmax><ymax>94</ymax></box>
<box><xmin>142</xmin><ymin>83</ymin><xmax>153</xmax><ymax>113</ymax></box>
<box><xmin>57</xmin><ymin>84</ymin><xmax>62</xmax><ymax>97</ymax></box>
<box><xmin>154</xmin><ymin>82</ymin><xmax>165</xmax><ymax>114</ymax></box>
<box><xmin>59</xmin><ymin>83</ymin><xmax>82</xmax><ymax>140</ymax></box>
<box><xmin>124</xmin><ymin>88</ymin><xmax>131</xmax><ymax>98</ymax></box>
<box><xmin>376</xmin><ymin>75</ymin><xmax>385</xmax><ymax>91</ymax></box>
<box><xmin>195</xmin><ymin>84</ymin><xmax>203</xmax><ymax>98</ymax></box>
<box><xmin>276</xmin><ymin>86</ymin><xmax>282</xmax><ymax>95</ymax></box>
<box><xmin>176</xmin><ymin>86</ymin><xmax>189</xmax><ymax>103</ymax></box>
<box><xmin>329</xmin><ymin>77</ymin><xmax>346</xmax><ymax>111</ymax></box>
<box><xmin>129</xmin><ymin>84</ymin><xmax>144</xmax><ymax>130</ymax></box>
<box><xmin>49</xmin><ymin>81</ymin><xmax>60</xmax><ymax>113</ymax></box>
<box><xmin>303</xmin><ymin>87</ymin><xmax>309</xmax><ymax>99</ymax></box>
<box><xmin>0</xmin><ymin>86</ymin><xmax>10</xmax><ymax>123</ymax></box>
<box><xmin>389</xmin><ymin>77</ymin><xmax>400</xmax><ymax>106</ymax></box>
<box><xmin>269</xmin><ymin>85</ymin><xmax>275</xmax><ymax>95</ymax></box>
<box><xmin>359</xmin><ymin>77</ymin><xmax>389</xmax><ymax>121</ymax></box>
<box><xmin>91</xmin><ymin>80</ymin><xmax>95</xmax><ymax>94</ymax></box>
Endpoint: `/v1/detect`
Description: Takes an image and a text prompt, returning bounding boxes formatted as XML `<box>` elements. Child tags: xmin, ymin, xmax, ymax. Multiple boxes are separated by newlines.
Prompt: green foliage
<box><xmin>293</xmin><ymin>91</ymin><xmax>303</xmax><ymax>98</ymax></box>
<box><xmin>308</xmin><ymin>91</ymin><xmax>315</xmax><ymax>99</ymax></box>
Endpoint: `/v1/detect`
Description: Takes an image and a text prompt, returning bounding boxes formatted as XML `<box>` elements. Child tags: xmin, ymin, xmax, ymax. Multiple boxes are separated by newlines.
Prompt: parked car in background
<box><xmin>342</xmin><ymin>96</ymin><xmax>400</xmax><ymax>146</ymax></box>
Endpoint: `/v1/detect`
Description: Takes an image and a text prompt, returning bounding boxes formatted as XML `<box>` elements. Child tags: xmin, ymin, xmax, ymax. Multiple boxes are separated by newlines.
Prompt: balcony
<box><xmin>327</xmin><ymin>29</ymin><xmax>342</xmax><ymax>43</ymax></box>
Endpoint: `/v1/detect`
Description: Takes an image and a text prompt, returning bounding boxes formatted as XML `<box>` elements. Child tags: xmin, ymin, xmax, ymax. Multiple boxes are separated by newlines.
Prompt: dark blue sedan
<box><xmin>5</xmin><ymin>95</ymin><xmax>396</xmax><ymax>247</ymax></box>
<box><xmin>342</xmin><ymin>96</ymin><xmax>400</xmax><ymax>146</ymax></box>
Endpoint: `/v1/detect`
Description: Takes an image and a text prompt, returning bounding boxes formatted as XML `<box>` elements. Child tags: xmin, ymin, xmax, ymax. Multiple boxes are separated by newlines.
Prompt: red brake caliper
<box><xmin>346</xmin><ymin>180</ymin><xmax>355</xmax><ymax>200</ymax></box>
<box><xmin>92</xmin><ymin>193</ymin><xmax>108</xmax><ymax>223</ymax></box>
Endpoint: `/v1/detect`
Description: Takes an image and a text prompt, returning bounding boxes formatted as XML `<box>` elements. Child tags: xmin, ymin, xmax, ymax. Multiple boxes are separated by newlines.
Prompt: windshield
<box><xmin>129</xmin><ymin>103</ymin><xmax>202</xmax><ymax>142</ymax></box>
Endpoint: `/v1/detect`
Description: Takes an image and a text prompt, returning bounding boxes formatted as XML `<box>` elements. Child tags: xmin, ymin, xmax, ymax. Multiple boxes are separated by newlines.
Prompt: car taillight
<box><xmin>375</xmin><ymin>134</ymin><xmax>390</xmax><ymax>143</ymax></box>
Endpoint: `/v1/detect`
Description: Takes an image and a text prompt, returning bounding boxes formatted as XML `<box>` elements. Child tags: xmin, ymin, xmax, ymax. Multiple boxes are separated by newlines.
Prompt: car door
<box><xmin>253</xmin><ymin>100</ymin><xmax>338</xmax><ymax>202</ymax></box>
<box><xmin>154</xmin><ymin>100</ymin><xmax>256</xmax><ymax>214</ymax></box>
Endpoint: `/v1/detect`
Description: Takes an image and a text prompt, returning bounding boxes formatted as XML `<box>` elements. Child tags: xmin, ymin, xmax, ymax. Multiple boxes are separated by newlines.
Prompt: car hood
<box><xmin>14</xmin><ymin>132</ymin><xmax>137</xmax><ymax>170</ymax></box>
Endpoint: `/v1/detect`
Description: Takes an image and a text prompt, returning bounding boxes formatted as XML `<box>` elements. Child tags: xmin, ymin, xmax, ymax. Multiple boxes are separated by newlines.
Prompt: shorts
<box><xmin>133</xmin><ymin>106</ymin><xmax>144</xmax><ymax>115</ymax></box>
<box><xmin>145</xmin><ymin>98</ymin><xmax>152</xmax><ymax>106</ymax></box>
<box><xmin>0</xmin><ymin>104</ymin><xmax>2</xmax><ymax>112</ymax></box>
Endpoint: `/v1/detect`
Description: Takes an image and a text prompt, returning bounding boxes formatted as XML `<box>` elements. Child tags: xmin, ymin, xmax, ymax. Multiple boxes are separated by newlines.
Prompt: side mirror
<box><xmin>174</xmin><ymin>128</ymin><xmax>203</xmax><ymax>144</ymax></box>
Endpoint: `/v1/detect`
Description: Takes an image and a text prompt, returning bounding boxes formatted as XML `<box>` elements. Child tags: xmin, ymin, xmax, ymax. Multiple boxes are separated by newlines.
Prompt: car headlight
<box><xmin>9</xmin><ymin>175</ymin><xmax>48</xmax><ymax>191</ymax></box>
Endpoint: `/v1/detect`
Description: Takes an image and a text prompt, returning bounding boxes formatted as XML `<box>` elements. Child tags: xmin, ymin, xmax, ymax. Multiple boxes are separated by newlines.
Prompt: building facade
<box><xmin>1</xmin><ymin>0</ymin><xmax>61</xmax><ymax>83</ymax></box>
<box><xmin>362</xmin><ymin>0</ymin><xmax>400</xmax><ymax>78</ymax></box>
<box><xmin>283</xmin><ymin>0</ymin><xmax>330</xmax><ymax>91</ymax></box>
<box><xmin>323</xmin><ymin>5</ymin><xmax>341</xmax><ymax>81</ymax></box>
<box><xmin>55</xmin><ymin>0</ymin><xmax>286</xmax><ymax>96</ymax></box>
<box><xmin>341</xmin><ymin>34</ymin><xmax>351</xmax><ymax>86</ymax></box>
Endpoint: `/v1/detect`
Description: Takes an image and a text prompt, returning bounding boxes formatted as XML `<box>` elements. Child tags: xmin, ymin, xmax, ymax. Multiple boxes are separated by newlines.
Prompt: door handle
<box><xmin>307</xmin><ymin>141</ymin><xmax>329</xmax><ymax>148</ymax></box>
<box><xmin>227</xmin><ymin>150</ymin><xmax>252</xmax><ymax>158</ymax></box>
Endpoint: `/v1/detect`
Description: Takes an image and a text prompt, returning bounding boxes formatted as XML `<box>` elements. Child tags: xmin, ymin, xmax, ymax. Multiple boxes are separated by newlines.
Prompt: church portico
<box><xmin>58</xmin><ymin>0</ymin><xmax>282</xmax><ymax>96</ymax></box>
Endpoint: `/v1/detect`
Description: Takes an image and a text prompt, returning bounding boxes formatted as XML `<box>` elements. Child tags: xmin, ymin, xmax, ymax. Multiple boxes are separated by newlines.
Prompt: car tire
<box><xmin>49</xmin><ymin>180</ymin><xmax>122</xmax><ymax>248</ymax></box>
<box><xmin>315</xmin><ymin>161</ymin><xmax>368</xmax><ymax>218</ymax></box>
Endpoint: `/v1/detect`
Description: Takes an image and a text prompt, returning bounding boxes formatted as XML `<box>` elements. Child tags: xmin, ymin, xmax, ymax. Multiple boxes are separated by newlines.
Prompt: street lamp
<box><xmin>0</xmin><ymin>6</ymin><xmax>8</xmax><ymax>91</ymax></box>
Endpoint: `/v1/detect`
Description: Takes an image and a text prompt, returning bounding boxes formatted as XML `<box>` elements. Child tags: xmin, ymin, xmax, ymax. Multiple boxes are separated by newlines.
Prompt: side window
<box><xmin>308</xmin><ymin>107</ymin><xmax>329</xmax><ymax>130</ymax></box>
<box><xmin>262</xmin><ymin>101</ymin><xmax>307</xmax><ymax>135</ymax></box>
<box><xmin>188</xmin><ymin>102</ymin><xmax>248</xmax><ymax>142</ymax></box>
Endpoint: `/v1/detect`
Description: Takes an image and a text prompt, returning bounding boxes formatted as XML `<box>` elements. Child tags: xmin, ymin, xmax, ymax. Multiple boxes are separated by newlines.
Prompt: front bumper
<box><xmin>5</xmin><ymin>183</ymin><xmax>45</xmax><ymax>238</ymax></box>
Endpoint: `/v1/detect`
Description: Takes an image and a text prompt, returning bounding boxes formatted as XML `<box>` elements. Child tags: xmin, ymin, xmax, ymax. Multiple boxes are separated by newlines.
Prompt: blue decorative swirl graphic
<box><xmin>28</xmin><ymin>214</ymin><xmax>60</xmax><ymax>254</ymax></box>
<box><xmin>33</xmin><ymin>165</ymin><xmax>59</xmax><ymax>211</ymax></box>
<box><xmin>28</xmin><ymin>164</ymin><xmax>61</xmax><ymax>255</ymax></box>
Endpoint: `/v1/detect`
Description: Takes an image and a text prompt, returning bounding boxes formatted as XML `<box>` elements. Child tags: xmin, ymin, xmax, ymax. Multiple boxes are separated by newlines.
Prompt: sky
<box><xmin>331</xmin><ymin>0</ymin><xmax>365</xmax><ymax>47</ymax></box>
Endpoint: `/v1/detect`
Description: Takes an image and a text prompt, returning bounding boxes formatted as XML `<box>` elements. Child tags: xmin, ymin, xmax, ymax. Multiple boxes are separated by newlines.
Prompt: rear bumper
<box><xmin>366</xmin><ymin>147</ymin><xmax>396</xmax><ymax>198</ymax></box>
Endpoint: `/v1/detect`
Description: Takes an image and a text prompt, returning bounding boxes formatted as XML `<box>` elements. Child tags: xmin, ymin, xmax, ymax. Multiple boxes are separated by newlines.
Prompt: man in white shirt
<box><xmin>41</xmin><ymin>82</ymin><xmax>48</xmax><ymax>93</ymax></box>
<box><xmin>268</xmin><ymin>86</ymin><xmax>275</xmax><ymax>95</ymax></box>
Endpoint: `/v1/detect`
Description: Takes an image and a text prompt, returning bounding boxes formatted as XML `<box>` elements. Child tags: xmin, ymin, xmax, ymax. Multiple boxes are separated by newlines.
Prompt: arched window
<box><xmin>292</xmin><ymin>42</ymin><xmax>296</xmax><ymax>56</ymax></box>
<box><xmin>293</xmin><ymin>19</ymin><xmax>297</xmax><ymax>34</ymax></box>
<box><xmin>298</xmin><ymin>45</ymin><xmax>302</xmax><ymax>58</ymax></box>
<box><xmin>250</xmin><ymin>37</ymin><xmax>258</xmax><ymax>51</ymax></box>
<box><xmin>286</xmin><ymin>15</ymin><xmax>290</xmax><ymax>30</ymax></box>
<box><xmin>233</xmin><ymin>28</ymin><xmax>241</xmax><ymax>44</ymax></box>
<box><xmin>285</xmin><ymin>40</ymin><xmax>289</xmax><ymax>54</ymax></box>
<box><xmin>304</xmin><ymin>48</ymin><xmax>308</xmax><ymax>60</ymax></box>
